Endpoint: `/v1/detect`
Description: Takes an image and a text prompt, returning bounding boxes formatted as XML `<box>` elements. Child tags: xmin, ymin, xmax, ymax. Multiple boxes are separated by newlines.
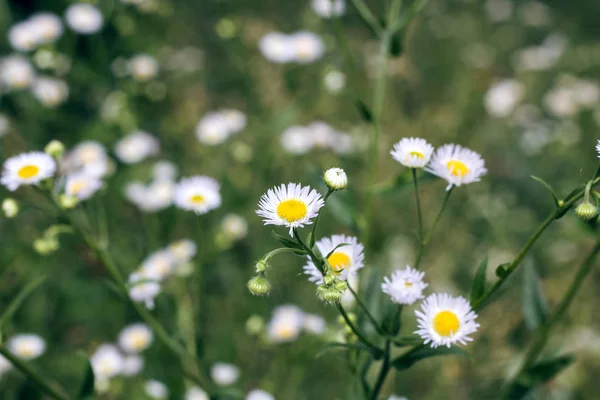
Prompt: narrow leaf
<box><xmin>506</xmin><ymin>354</ymin><xmax>575</xmax><ymax>400</ymax></box>
<box><xmin>316</xmin><ymin>342</ymin><xmax>383</xmax><ymax>359</ymax></box>
<box><xmin>325</xmin><ymin>243</ymin><xmax>351</xmax><ymax>259</ymax></box>
<box><xmin>77</xmin><ymin>353</ymin><xmax>95</xmax><ymax>400</ymax></box>
<box><xmin>522</xmin><ymin>262</ymin><xmax>548</xmax><ymax>330</ymax></box>
<box><xmin>355</xmin><ymin>101</ymin><xmax>373</xmax><ymax>122</ymax></box>
<box><xmin>271</xmin><ymin>230</ymin><xmax>303</xmax><ymax>250</ymax></box>
<box><xmin>530</xmin><ymin>175</ymin><xmax>559</xmax><ymax>206</ymax></box>
<box><xmin>0</xmin><ymin>276</ymin><xmax>46</xmax><ymax>329</ymax></box>
<box><xmin>469</xmin><ymin>257</ymin><xmax>488</xmax><ymax>304</ymax></box>
<box><xmin>392</xmin><ymin>345</ymin><xmax>469</xmax><ymax>370</ymax></box>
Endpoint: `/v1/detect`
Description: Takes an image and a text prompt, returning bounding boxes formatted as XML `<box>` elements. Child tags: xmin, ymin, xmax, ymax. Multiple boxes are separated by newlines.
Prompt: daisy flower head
<box><xmin>381</xmin><ymin>266</ymin><xmax>427</xmax><ymax>305</ymax></box>
<box><xmin>173</xmin><ymin>176</ymin><xmax>221</xmax><ymax>214</ymax></box>
<box><xmin>1</xmin><ymin>151</ymin><xmax>56</xmax><ymax>191</ymax></box>
<box><xmin>185</xmin><ymin>387</ymin><xmax>209</xmax><ymax>400</ymax></box>
<box><xmin>128</xmin><ymin>272</ymin><xmax>161</xmax><ymax>309</ymax></box>
<box><xmin>291</xmin><ymin>31</ymin><xmax>325</xmax><ymax>64</ymax></box>
<box><xmin>426</xmin><ymin>144</ymin><xmax>487</xmax><ymax>190</ymax></box>
<box><xmin>8</xmin><ymin>334</ymin><xmax>46</xmax><ymax>360</ymax></box>
<box><xmin>303</xmin><ymin>235</ymin><xmax>364</xmax><ymax>284</ymax></box>
<box><xmin>415</xmin><ymin>293</ymin><xmax>480</xmax><ymax>348</ymax></box>
<box><xmin>127</xmin><ymin>54</ymin><xmax>159</xmax><ymax>82</ymax></box>
<box><xmin>1</xmin><ymin>55</ymin><xmax>35</xmax><ymax>89</ymax></box>
<box><xmin>139</xmin><ymin>249</ymin><xmax>176</xmax><ymax>281</ymax></box>
<box><xmin>267</xmin><ymin>304</ymin><xmax>305</xmax><ymax>343</ymax></box>
<box><xmin>65</xmin><ymin>172</ymin><xmax>102</xmax><ymax>200</ymax></box>
<box><xmin>91</xmin><ymin>344</ymin><xmax>124</xmax><ymax>379</ymax></box>
<box><xmin>63</xmin><ymin>141</ymin><xmax>109</xmax><ymax>178</ymax></box>
<box><xmin>256</xmin><ymin>183</ymin><xmax>324</xmax><ymax>235</ymax></box>
<box><xmin>118</xmin><ymin>323</ymin><xmax>153</xmax><ymax>353</ymax></box>
<box><xmin>31</xmin><ymin>77</ymin><xmax>69</xmax><ymax>107</ymax></box>
<box><xmin>29</xmin><ymin>12</ymin><xmax>64</xmax><ymax>45</ymax></box>
<box><xmin>390</xmin><ymin>137</ymin><xmax>434</xmax><ymax>168</ymax></box>
<box><xmin>114</xmin><ymin>130</ymin><xmax>160</xmax><ymax>164</ymax></box>
<box><xmin>259</xmin><ymin>32</ymin><xmax>295</xmax><ymax>64</ymax></box>
<box><xmin>65</xmin><ymin>3</ymin><xmax>104</xmax><ymax>35</ymax></box>
<box><xmin>211</xmin><ymin>362</ymin><xmax>240</xmax><ymax>386</ymax></box>
<box><xmin>8</xmin><ymin>22</ymin><xmax>37</xmax><ymax>52</ymax></box>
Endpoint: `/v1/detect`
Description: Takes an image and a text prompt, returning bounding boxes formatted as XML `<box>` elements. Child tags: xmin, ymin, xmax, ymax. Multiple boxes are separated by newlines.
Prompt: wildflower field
<box><xmin>1</xmin><ymin>0</ymin><xmax>600</xmax><ymax>399</ymax></box>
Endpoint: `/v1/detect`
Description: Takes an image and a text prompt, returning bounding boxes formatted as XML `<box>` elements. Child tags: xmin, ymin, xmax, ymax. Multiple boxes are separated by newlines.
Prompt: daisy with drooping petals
<box><xmin>256</xmin><ymin>183</ymin><xmax>324</xmax><ymax>235</ymax></box>
<box><xmin>382</xmin><ymin>266</ymin><xmax>427</xmax><ymax>305</ymax></box>
<box><xmin>173</xmin><ymin>176</ymin><xmax>221</xmax><ymax>214</ymax></box>
<box><xmin>65</xmin><ymin>172</ymin><xmax>102</xmax><ymax>200</ymax></box>
<box><xmin>1</xmin><ymin>152</ymin><xmax>56</xmax><ymax>191</ymax></box>
<box><xmin>390</xmin><ymin>137</ymin><xmax>434</xmax><ymax>168</ymax></box>
<box><xmin>426</xmin><ymin>144</ymin><xmax>487</xmax><ymax>190</ymax></box>
<box><xmin>303</xmin><ymin>235</ymin><xmax>364</xmax><ymax>284</ymax></box>
<box><xmin>415</xmin><ymin>293</ymin><xmax>480</xmax><ymax>348</ymax></box>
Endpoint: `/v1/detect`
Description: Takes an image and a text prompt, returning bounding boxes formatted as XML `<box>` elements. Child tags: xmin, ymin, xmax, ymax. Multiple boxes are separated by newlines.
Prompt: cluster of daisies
<box><xmin>195</xmin><ymin>109</ymin><xmax>247</xmax><ymax>146</ymax></box>
<box><xmin>0</xmin><ymin>334</ymin><xmax>46</xmax><ymax>377</ymax></box>
<box><xmin>259</xmin><ymin>31</ymin><xmax>324</xmax><ymax>64</ymax></box>
<box><xmin>280</xmin><ymin>121</ymin><xmax>354</xmax><ymax>155</ymax></box>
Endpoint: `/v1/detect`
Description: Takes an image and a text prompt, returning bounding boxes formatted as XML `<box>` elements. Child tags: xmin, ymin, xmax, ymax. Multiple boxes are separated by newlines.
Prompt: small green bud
<box><xmin>575</xmin><ymin>202</ymin><xmax>598</xmax><ymax>221</ymax></box>
<box><xmin>333</xmin><ymin>279</ymin><xmax>348</xmax><ymax>292</ymax></box>
<box><xmin>2</xmin><ymin>198</ymin><xmax>19</xmax><ymax>218</ymax></box>
<box><xmin>323</xmin><ymin>273</ymin><xmax>336</xmax><ymax>285</ymax></box>
<box><xmin>255</xmin><ymin>259</ymin><xmax>269</xmax><ymax>273</ymax></box>
<box><xmin>247</xmin><ymin>275</ymin><xmax>271</xmax><ymax>296</ymax></box>
<box><xmin>245</xmin><ymin>315</ymin><xmax>265</xmax><ymax>336</ymax></box>
<box><xmin>317</xmin><ymin>285</ymin><xmax>342</xmax><ymax>304</ymax></box>
<box><xmin>58</xmin><ymin>194</ymin><xmax>79</xmax><ymax>209</ymax></box>
<box><xmin>44</xmin><ymin>140</ymin><xmax>65</xmax><ymax>159</ymax></box>
<box><xmin>33</xmin><ymin>238</ymin><xmax>59</xmax><ymax>255</ymax></box>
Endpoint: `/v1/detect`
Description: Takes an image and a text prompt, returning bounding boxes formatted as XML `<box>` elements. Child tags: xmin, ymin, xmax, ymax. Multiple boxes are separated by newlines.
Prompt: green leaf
<box><xmin>77</xmin><ymin>354</ymin><xmax>95</xmax><ymax>400</ymax></box>
<box><xmin>469</xmin><ymin>257</ymin><xmax>488</xmax><ymax>304</ymax></box>
<box><xmin>530</xmin><ymin>175</ymin><xmax>559</xmax><ymax>206</ymax></box>
<box><xmin>271</xmin><ymin>230</ymin><xmax>303</xmax><ymax>250</ymax></box>
<box><xmin>522</xmin><ymin>262</ymin><xmax>548</xmax><ymax>330</ymax></box>
<box><xmin>316</xmin><ymin>342</ymin><xmax>383</xmax><ymax>359</ymax></box>
<box><xmin>391</xmin><ymin>336</ymin><xmax>423</xmax><ymax>347</ymax></box>
<box><xmin>392</xmin><ymin>345</ymin><xmax>469</xmax><ymax>370</ymax></box>
<box><xmin>355</xmin><ymin>101</ymin><xmax>373</xmax><ymax>122</ymax></box>
<box><xmin>506</xmin><ymin>354</ymin><xmax>575</xmax><ymax>400</ymax></box>
<box><xmin>0</xmin><ymin>276</ymin><xmax>46</xmax><ymax>329</ymax></box>
<box><xmin>325</xmin><ymin>243</ymin><xmax>351</xmax><ymax>259</ymax></box>
<box><xmin>381</xmin><ymin>304</ymin><xmax>402</xmax><ymax>336</ymax></box>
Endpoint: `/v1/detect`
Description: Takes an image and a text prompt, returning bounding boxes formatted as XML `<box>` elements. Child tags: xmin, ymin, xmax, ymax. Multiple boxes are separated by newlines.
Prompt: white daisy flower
<box><xmin>390</xmin><ymin>137</ymin><xmax>434</xmax><ymax>168</ymax></box>
<box><xmin>388</xmin><ymin>396</ymin><xmax>409</xmax><ymax>400</ymax></box>
<box><xmin>118</xmin><ymin>323</ymin><xmax>153</xmax><ymax>354</ymax></box>
<box><xmin>128</xmin><ymin>272</ymin><xmax>161</xmax><ymax>309</ymax></box>
<box><xmin>280</xmin><ymin>125</ymin><xmax>313</xmax><ymax>155</ymax></box>
<box><xmin>195</xmin><ymin>110</ymin><xmax>246</xmax><ymax>146</ymax></box>
<box><xmin>221</xmin><ymin>109</ymin><xmax>247</xmax><ymax>133</ymax></box>
<box><xmin>303</xmin><ymin>313</ymin><xmax>326</xmax><ymax>334</ymax></box>
<box><xmin>115</xmin><ymin>131</ymin><xmax>160</xmax><ymax>164</ymax></box>
<box><xmin>31</xmin><ymin>77</ymin><xmax>69</xmax><ymax>107</ymax></box>
<box><xmin>121</xmin><ymin>354</ymin><xmax>144</xmax><ymax>376</ymax></box>
<box><xmin>125</xmin><ymin>180</ymin><xmax>174</xmax><ymax>213</ymax></box>
<box><xmin>291</xmin><ymin>31</ymin><xmax>324</xmax><ymax>64</ymax></box>
<box><xmin>246</xmin><ymin>389</ymin><xmax>275</xmax><ymax>400</ymax></box>
<box><xmin>173</xmin><ymin>176</ymin><xmax>221</xmax><ymax>214</ymax></box>
<box><xmin>303</xmin><ymin>235</ymin><xmax>364</xmax><ymax>284</ymax></box>
<box><xmin>221</xmin><ymin>214</ymin><xmax>248</xmax><ymax>241</ymax></box>
<box><xmin>168</xmin><ymin>239</ymin><xmax>197</xmax><ymax>263</ymax></box>
<box><xmin>415</xmin><ymin>293</ymin><xmax>480</xmax><ymax>348</ymax></box>
<box><xmin>210</xmin><ymin>363</ymin><xmax>240</xmax><ymax>386</ymax></box>
<box><xmin>426</xmin><ymin>144</ymin><xmax>487</xmax><ymax>190</ymax></box>
<box><xmin>127</xmin><ymin>54</ymin><xmax>159</xmax><ymax>82</ymax></box>
<box><xmin>256</xmin><ymin>183</ymin><xmax>324</xmax><ymax>235</ymax></box>
<box><xmin>63</xmin><ymin>141</ymin><xmax>109</xmax><ymax>178</ymax></box>
<box><xmin>8</xmin><ymin>22</ymin><xmax>38</xmax><ymax>52</ymax></box>
<box><xmin>139</xmin><ymin>249</ymin><xmax>176</xmax><ymax>281</ymax></box>
<box><xmin>1</xmin><ymin>55</ymin><xmax>35</xmax><ymax>89</ymax></box>
<box><xmin>0</xmin><ymin>114</ymin><xmax>9</xmax><ymax>137</ymax></box>
<box><xmin>382</xmin><ymin>266</ymin><xmax>428</xmax><ymax>305</ymax></box>
<box><xmin>307</xmin><ymin>121</ymin><xmax>336</xmax><ymax>149</ymax></box>
<box><xmin>145</xmin><ymin>380</ymin><xmax>168</xmax><ymax>399</ymax></box>
<box><xmin>1</xmin><ymin>151</ymin><xmax>56</xmax><ymax>191</ymax></box>
<box><xmin>267</xmin><ymin>304</ymin><xmax>305</xmax><ymax>343</ymax></box>
<box><xmin>185</xmin><ymin>387</ymin><xmax>209</xmax><ymax>400</ymax></box>
<box><xmin>312</xmin><ymin>0</ymin><xmax>345</xmax><ymax>18</ymax></box>
<box><xmin>90</xmin><ymin>344</ymin><xmax>124</xmax><ymax>379</ymax></box>
<box><xmin>259</xmin><ymin>32</ymin><xmax>295</xmax><ymax>64</ymax></box>
<box><xmin>8</xmin><ymin>334</ymin><xmax>46</xmax><ymax>360</ymax></box>
<box><xmin>29</xmin><ymin>12</ymin><xmax>64</xmax><ymax>45</ymax></box>
<box><xmin>65</xmin><ymin>172</ymin><xmax>102</xmax><ymax>200</ymax></box>
<box><xmin>484</xmin><ymin>79</ymin><xmax>524</xmax><ymax>118</ymax></box>
<box><xmin>65</xmin><ymin>4</ymin><xmax>104</xmax><ymax>35</ymax></box>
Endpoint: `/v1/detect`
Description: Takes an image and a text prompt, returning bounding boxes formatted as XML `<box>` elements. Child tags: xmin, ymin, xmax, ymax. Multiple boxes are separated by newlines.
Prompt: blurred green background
<box><xmin>1</xmin><ymin>0</ymin><xmax>600</xmax><ymax>399</ymax></box>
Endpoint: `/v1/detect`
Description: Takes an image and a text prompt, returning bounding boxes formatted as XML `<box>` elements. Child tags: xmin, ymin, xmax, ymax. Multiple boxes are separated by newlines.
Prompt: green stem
<box><xmin>264</xmin><ymin>247</ymin><xmax>306</xmax><ymax>260</ymax></box>
<box><xmin>337</xmin><ymin>304</ymin><xmax>382</xmax><ymax>354</ymax></box>
<box><xmin>509</xmin><ymin>241</ymin><xmax>600</xmax><ymax>385</ymax></box>
<box><xmin>370</xmin><ymin>340</ymin><xmax>391</xmax><ymax>400</ymax></box>
<box><xmin>0</xmin><ymin>346</ymin><xmax>70</xmax><ymax>400</ymax></box>
<box><xmin>411</xmin><ymin>168</ymin><xmax>424</xmax><ymax>242</ymax></box>
<box><xmin>349</xmin><ymin>0</ymin><xmax>384</xmax><ymax>36</ymax></box>
<box><xmin>310</xmin><ymin>189</ymin><xmax>334</xmax><ymax>248</ymax></box>
<box><xmin>348</xmin><ymin>285</ymin><xmax>385</xmax><ymax>336</ymax></box>
<box><xmin>293</xmin><ymin>228</ymin><xmax>325</xmax><ymax>274</ymax></box>
<box><xmin>414</xmin><ymin>187</ymin><xmax>453</xmax><ymax>269</ymax></box>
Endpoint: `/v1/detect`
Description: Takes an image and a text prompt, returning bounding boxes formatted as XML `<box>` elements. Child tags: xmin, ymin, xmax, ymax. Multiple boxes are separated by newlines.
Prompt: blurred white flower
<box><xmin>307</xmin><ymin>121</ymin><xmax>335</xmax><ymax>149</ymax></box>
<box><xmin>259</xmin><ymin>32</ymin><xmax>295</xmax><ymax>64</ymax></box>
<box><xmin>128</xmin><ymin>272</ymin><xmax>161</xmax><ymax>309</ymax></box>
<box><xmin>246</xmin><ymin>389</ymin><xmax>275</xmax><ymax>400</ymax></box>
<box><xmin>128</xmin><ymin>54</ymin><xmax>159</xmax><ymax>81</ymax></box>
<box><xmin>484</xmin><ymin>79</ymin><xmax>524</xmax><ymax>118</ymax></box>
<box><xmin>118</xmin><ymin>323</ymin><xmax>154</xmax><ymax>353</ymax></box>
<box><xmin>221</xmin><ymin>214</ymin><xmax>248</xmax><ymax>241</ymax></box>
<box><xmin>91</xmin><ymin>344</ymin><xmax>124</xmax><ymax>379</ymax></box>
<box><xmin>388</xmin><ymin>396</ymin><xmax>409</xmax><ymax>400</ymax></box>
<box><xmin>65</xmin><ymin>4</ymin><xmax>104</xmax><ymax>35</ymax></box>
<box><xmin>292</xmin><ymin>31</ymin><xmax>324</xmax><ymax>64</ymax></box>
<box><xmin>122</xmin><ymin>354</ymin><xmax>144</xmax><ymax>376</ymax></box>
<box><xmin>32</xmin><ymin>77</ymin><xmax>69</xmax><ymax>107</ymax></box>
<box><xmin>185</xmin><ymin>386</ymin><xmax>209</xmax><ymax>400</ymax></box>
<box><xmin>0</xmin><ymin>355</ymin><xmax>12</xmax><ymax>377</ymax></box>
<box><xmin>168</xmin><ymin>239</ymin><xmax>197</xmax><ymax>264</ymax></box>
<box><xmin>65</xmin><ymin>172</ymin><xmax>102</xmax><ymax>200</ymax></box>
<box><xmin>280</xmin><ymin>126</ymin><xmax>312</xmax><ymax>155</ymax></box>
<box><xmin>145</xmin><ymin>380</ymin><xmax>168</xmax><ymax>399</ymax></box>
<box><xmin>8</xmin><ymin>334</ymin><xmax>46</xmax><ymax>360</ymax></box>
<box><xmin>125</xmin><ymin>180</ymin><xmax>174</xmax><ymax>212</ymax></box>
<box><xmin>140</xmin><ymin>249</ymin><xmax>176</xmax><ymax>281</ymax></box>
<box><xmin>211</xmin><ymin>363</ymin><xmax>240</xmax><ymax>386</ymax></box>
<box><xmin>267</xmin><ymin>304</ymin><xmax>305</xmax><ymax>343</ymax></box>
<box><xmin>312</xmin><ymin>0</ymin><xmax>345</xmax><ymax>18</ymax></box>
<box><xmin>484</xmin><ymin>0</ymin><xmax>513</xmax><ymax>22</ymax></box>
<box><xmin>153</xmin><ymin>160</ymin><xmax>178</xmax><ymax>181</ymax></box>
<box><xmin>324</xmin><ymin>70</ymin><xmax>346</xmax><ymax>93</ymax></box>
<box><xmin>0</xmin><ymin>55</ymin><xmax>35</xmax><ymax>89</ymax></box>
<box><xmin>29</xmin><ymin>13</ymin><xmax>64</xmax><ymax>45</ymax></box>
<box><xmin>173</xmin><ymin>176</ymin><xmax>222</xmax><ymax>214</ymax></box>
<box><xmin>1</xmin><ymin>152</ymin><xmax>56</xmax><ymax>191</ymax></box>
<box><xmin>0</xmin><ymin>114</ymin><xmax>9</xmax><ymax>137</ymax></box>
<box><xmin>8</xmin><ymin>22</ymin><xmax>38</xmax><ymax>52</ymax></box>
<box><xmin>196</xmin><ymin>110</ymin><xmax>246</xmax><ymax>145</ymax></box>
<box><xmin>382</xmin><ymin>266</ymin><xmax>428</xmax><ymax>305</ymax></box>
<box><xmin>303</xmin><ymin>313</ymin><xmax>326</xmax><ymax>334</ymax></box>
<box><xmin>544</xmin><ymin>87</ymin><xmax>578</xmax><ymax>118</ymax></box>
<box><xmin>64</xmin><ymin>141</ymin><xmax>110</xmax><ymax>178</ymax></box>
<box><xmin>115</xmin><ymin>131</ymin><xmax>160</xmax><ymax>164</ymax></box>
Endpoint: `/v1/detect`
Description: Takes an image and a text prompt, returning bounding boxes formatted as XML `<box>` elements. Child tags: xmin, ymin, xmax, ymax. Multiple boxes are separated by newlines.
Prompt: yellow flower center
<box><xmin>408</xmin><ymin>151</ymin><xmax>424</xmax><ymax>159</ymax></box>
<box><xmin>404</xmin><ymin>281</ymin><xmax>413</xmax><ymax>288</ymax></box>
<box><xmin>189</xmin><ymin>194</ymin><xmax>205</xmax><ymax>204</ymax></box>
<box><xmin>433</xmin><ymin>310</ymin><xmax>460</xmax><ymax>337</ymax></box>
<box><xmin>276</xmin><ymin>199</ymin><xmax>307</xmax><ymax>223</ymax></box>
<box><xmin>277</xmin><ymin>325</ymin><xmax>296</xmax><ymax>339</ymax></box>
<box><xmin>446</xmin><ymin>160</ymin><xmax>469</xmax><ymax>177</ymax></box>
<box><xmin>17</xmin><ymin>165</ymin><xmax>40</xmax><ymax>179</ymax></box>
<box><xmin>131</xmin><ymin>332</ymin><xmax>147</xmax><ymax>349</ymax></box>
<box><xmin>327</xmin><ymin>252</ymin><xmax>351</xmax><ymax>272</ymax></box>
<box><xmin>71</xmin><ymin>181</ymin><xmax>86</xmax><ymax>194</ymax></box>
<box><xmin>19</xmin><ymin>344</ymin><xmax>35</xmax><ymax>357</ymax></box>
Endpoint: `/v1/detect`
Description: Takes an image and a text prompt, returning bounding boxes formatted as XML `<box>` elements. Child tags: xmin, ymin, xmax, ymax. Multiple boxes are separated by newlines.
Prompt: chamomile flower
<box><xmin>415</xmin><ymin>293</ymin><xmax>480</xmax><ymax>348</ymax></box>
<box><xmin>221</xmin><ymin>214</ymin><xmax>248</xmax><ymax>241</ymax></box>
<box><xmin>8</xmin><ymin>334</ymin><xmax>46</xmax><ymax>360</ymax></box>
<box><xmin>90</xmin><ymin>344</ymin><xmax>124</xmax><ymax>379</ymax></box>
<box><xmin>173</xmin><ymin>176</ymin><xmax>221</xmax><ymax>214</ymax></box>
<box><xmin>65</xmin><ymin>172</ymin><xmax>102</xmax><ymax>200</ymax></box>
<box><xmin>246</xmin><ymin>389</ymin><xmax>275</xmax><ymax>400</ymax></box>
<box><xmin>125</xmin><ymin>180</ymin><xmax>174</xmax><ymax>213</ymax></box>
<box><xmin>118</xmin><ymin>323</ymin><xmax>153</xmax><ymax>353</ymax></box>
<box><xmin>390</xmin><ymin>138</ymin><xmax>434</xmax><ymax>168</ymax></box>
<box><xmin>280</xmin><ymin>126</ymin><xmax>312</xmax><ymax>155</ymax></box>
<box><xmin>8</xmin><ymin>22</ymin><xmax>37</xmax><ymax>52</ymax></box>
<box><xmin>29</xmin><ymin>13</ymin><xmax>64</xmax><ymax>45</ymax></box>
<box><xmin>211</xmin><ymin>363</ymin><xmax>240</xmax><ymax>386</ymax></box>
<box><xmin>152</xmin><ymin>160</ymin><xmax>178</xmax><ymax>181</ymax></box>
<box><xmin>382</xmin><ymin>266</ymin><xmax>427</xmax><ymax>305</ymax></box>
<box><xmin>303</xmin><ymin>235</ymin><xmax>364</xmax><ymax>284</ymax></box>
<box><xmin>115</xmin><ymin>131</ymin><xmax>160</xmax><ymax>164</ymax></box>
<box><xmin>267</xmin><ymin>304</ymin><xmax>305</xmax><ymax>343</ymax></box>
<box><xmin>426</xmin><ymin>144</ymin><xmax>487</xmax><ymax>190</ymax></box>
<box><xmin>1</xmin><ymin>152</ymin><xmax>56</xmax><ymax>191</ymax></box>
<box><xmin>256</xmin><ymin>183</ymin><xmax>324</xmax><ymax>235</ymax></box>
<box><xmin>259</xmin><ymin>32</ymin><xmax>295</xmax><ymax>64</ymax></box>
<box><xmin>145</xmin><ymin>380</ymin><xmax>168</xmax><ymax>399</ymax></box>
<box><xmin>65</xmin><ymin>4</ymin><xmax>104</xmax><ymax>35</ymax></box>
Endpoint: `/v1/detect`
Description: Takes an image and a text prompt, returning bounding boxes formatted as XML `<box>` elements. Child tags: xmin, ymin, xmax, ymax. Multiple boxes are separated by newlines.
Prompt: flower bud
<box><xmin>333</xmin><ymin>279</ymin><xmax>348</xmax><ymax>292</ymax></box>
<box><xmin>255</xmin><ymin>259</ymin><xmax>269</xmax><ymax>273</ymax></box>
<box><xmin>317</xmin><ymin>285</ymin><xmax>342</xmax><ymax>304</ymax></box>
<box><xmin>323</xmin><ymin>168</ymin><xmax>348</xmax><ymax>190</ymax></box>
<box><xmin>33</xmin><ymin>238</ymin><xmax>59</xmax><ymax>255</ymax></box>
<box><xmin>58</xmin><ymin>194</ymin><xmax>78</xmax><ymax>209</ymax></box>
<box><xmin>575</xmin><ymin>202</ymin><xmax>598</xmax><ymax>221</ymax></box>
<box><xmin>247</xmin><ymin>275</ymin><xmax>271</xmax><ymax>296</ymax></box>
<box><xmin>2</xmin><ymin>198</ymin><xmax>19</xmax><ymax>218</ymax></box>
<box><xmin>323</xmin><ymin>273</ymin><xmax>336</xmax><ymax>285</ymax></box>
<box><xmin>44</xmin><ymin>140</ymin><xmax>65</xmax><ymax>159</ymax></box>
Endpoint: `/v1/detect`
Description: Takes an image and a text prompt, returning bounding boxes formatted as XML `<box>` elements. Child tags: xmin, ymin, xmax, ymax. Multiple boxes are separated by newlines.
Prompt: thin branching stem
<box><xmin>337</xmin><ymin>304</ymin><xmax>382</xmax><ymax>353</ymax></box>
<box><xmin>414</xmin><ymin>187</ymin><xmax>453</xmax><ymax>269</ymax></box>
<box><xmin>348</xmin><ymin>285</ymin><xmax>385</xmax><ymax>336</ymax></box>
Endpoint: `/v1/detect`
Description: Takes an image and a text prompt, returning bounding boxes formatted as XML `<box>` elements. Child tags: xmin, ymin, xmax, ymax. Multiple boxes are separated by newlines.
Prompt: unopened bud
<box><xmin>575</xmin><ymin>202</ymin><xmax>598</xmax><ymax>221</ymax></box>
<box><xmin>2</xmin><ymin>198</ymin><xmax>19</xmax><ymax>218</ymax></box>
<box><xmin>247</xmin><ymin>275</ymin><xmax>271</xmax><ymax>296</ymax></box>
<box><xmin>255</xmin><ymin>259</ymin><xmax>269</xmax><ymax>273</ymax></box>
<box><xmin>317</xmin><ymin>284</ymin><xmax>342</xmax><ymax>304</ymax></box>
<box><xmin>33</xmin><ymin>238</ymin><xmax>59</xmax><ymax>255</ymax></box>
<box><xmin>44</xmin><ymin>140</ymin><xmax>65</xmax><ymax>159</ymax></box>
<box><xmin>58</xmin><ymin>194</ymin><xmax>78</xmax><ymax>209</ymax></box>
<box><xmin>333</xmin><ymin>279</ymin><xmax>348</xmax><ymax>292</ymax></box>
<box><xmin>323</xmin><ymin>273</ymin><xmax>336</xmax><ymax>285</ymax></box>
<box><xmin>324</xmin><ymin>168</ymin><xmax>348</xmax><ymax>190</ymax></box>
